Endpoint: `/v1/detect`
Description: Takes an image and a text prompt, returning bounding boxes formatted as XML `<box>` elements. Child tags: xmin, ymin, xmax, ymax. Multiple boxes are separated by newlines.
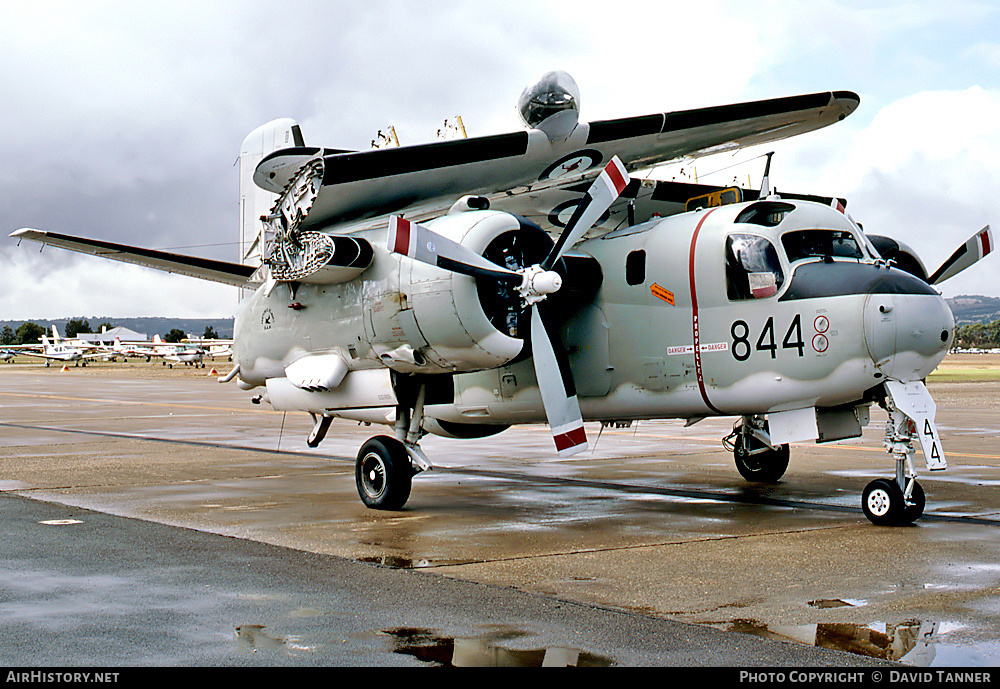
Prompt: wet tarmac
<box><xmin>1</xmin><ymin>358</ymin><xmax>999</xmax><ymax>666</ymax></box>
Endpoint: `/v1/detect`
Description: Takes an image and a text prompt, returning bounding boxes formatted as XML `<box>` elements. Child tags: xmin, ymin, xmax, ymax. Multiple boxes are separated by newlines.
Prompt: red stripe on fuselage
<box><xmin>980</xmin><ymin>229</ymin><xmax>992</xmax><ymax>256</ymax></box>
<box><xmin>688</xmin><ymin>208</ymin><xmax>724</xmax><ymax>415</ymax></box>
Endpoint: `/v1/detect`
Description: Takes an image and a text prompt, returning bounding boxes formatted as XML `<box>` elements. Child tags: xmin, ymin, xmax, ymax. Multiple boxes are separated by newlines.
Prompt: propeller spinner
<box><xmin>388</xmin><ymin>156</ymin><xmax>630</xmax><ymax>455</ymax></box>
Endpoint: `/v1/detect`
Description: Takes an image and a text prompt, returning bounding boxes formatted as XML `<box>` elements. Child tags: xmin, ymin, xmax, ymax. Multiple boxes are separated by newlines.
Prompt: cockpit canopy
<box><xmin>725</xmin><ymin>200</ymin><xmax>873</xmax><ymax>301</ymax></box>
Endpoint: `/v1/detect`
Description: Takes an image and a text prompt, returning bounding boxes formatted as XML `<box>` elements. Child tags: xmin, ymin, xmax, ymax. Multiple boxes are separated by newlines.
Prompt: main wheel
<box><xmin>356</xmin><ymin>436</ymin><xmax>413</xmax><ymax>510</ymax></box>
<box><xmin>863</xmin><ymin>478</ymin><xmax>905</xmax><ymax>525</ymax></box>
<box><xmin>901</xmin><ymin>480</ymin><xmax>925</xmax><ymax>524</ymax></box>
<box><xmin>733</xmin><ymin>432</ymin><xmax>790</xmax><ymax>482</ymax></box>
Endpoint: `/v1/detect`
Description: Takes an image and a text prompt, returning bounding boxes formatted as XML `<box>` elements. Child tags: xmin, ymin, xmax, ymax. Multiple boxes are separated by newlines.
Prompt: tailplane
<box><xmin>239</xmin><ymin>119</ymin><xmax>304</xmax><ymax>267</ymax></box>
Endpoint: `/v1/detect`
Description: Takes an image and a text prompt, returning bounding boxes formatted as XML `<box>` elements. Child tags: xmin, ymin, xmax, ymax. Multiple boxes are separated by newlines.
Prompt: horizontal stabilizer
<box><xmin>10</xmin><ymin>229</ymin><xmax>256</xmax><ymax>287</ymax></box>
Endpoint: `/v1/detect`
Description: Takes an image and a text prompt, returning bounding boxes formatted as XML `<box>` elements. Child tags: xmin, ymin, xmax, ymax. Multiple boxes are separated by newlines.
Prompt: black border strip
<box><xmin>662</xmin><ymin>92</ymin><xmax>834</xmax><ymax>132</ymax></box>
<box><xmin>587</xmin><ymin>114</ymin><xmax>665</xmax><ymax>144</ymax></box>
<box><xmin>37</xmin><ymin>232</ymin><xmax>256</xmax><ymax>280</ymax></box>
<box><xmin>321</xmin><ymin>132</ymin><xmax>530</xmax><ymax>186</ymax></box>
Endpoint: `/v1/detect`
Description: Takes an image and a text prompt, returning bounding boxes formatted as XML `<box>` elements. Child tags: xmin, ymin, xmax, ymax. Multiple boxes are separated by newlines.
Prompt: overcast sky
<box><xmin>3</xmin><ymin>0</ymin><xmax>999</xmax><ymax>321</ymax></box>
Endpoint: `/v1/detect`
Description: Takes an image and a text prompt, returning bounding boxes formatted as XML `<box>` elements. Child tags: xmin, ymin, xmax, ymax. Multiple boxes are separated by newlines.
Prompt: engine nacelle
<box><xmin>366</xmin><ymin>211</ymin><xmax>555</xmax><ymax>375</ymax></box>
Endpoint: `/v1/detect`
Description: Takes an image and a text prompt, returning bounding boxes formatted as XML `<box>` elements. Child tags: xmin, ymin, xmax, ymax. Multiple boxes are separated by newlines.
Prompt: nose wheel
<box><xmin>862</xmin><ymin>477</ymin><xmax>925</xmax><ymax>526</ymax></box>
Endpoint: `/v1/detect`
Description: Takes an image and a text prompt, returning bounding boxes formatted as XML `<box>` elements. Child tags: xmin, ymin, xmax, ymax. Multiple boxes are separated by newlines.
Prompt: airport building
<box><xmin>75</xmin><ymin>326</ymin><xmax>148</xmax><ymax>345</ymax></box>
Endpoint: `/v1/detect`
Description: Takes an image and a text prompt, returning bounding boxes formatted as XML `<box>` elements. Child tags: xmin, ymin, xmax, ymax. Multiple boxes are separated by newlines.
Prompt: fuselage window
<box><xmin>626</xmin><ymin>250</ymin><xmax>646</xmax><ymax>285</ymax></box>
<box><xmin>726</xmin><ymin>234</ymin><xmax>784</xmax><ymax>300</ymax></box>
<box><xmin>782</xmin><ymin>229</ymin><xmax>864</xmax><ymax>262</ymax></box>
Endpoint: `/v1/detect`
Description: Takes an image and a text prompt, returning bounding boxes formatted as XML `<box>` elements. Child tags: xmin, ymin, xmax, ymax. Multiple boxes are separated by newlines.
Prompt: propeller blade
<box><xmin>928</xmin><ymin>225</ymin><xmax>993</xmax><ymax>284</ymax></box>
<box><xmin>388</xmin><ymin>216</ymin><xmax>519</xmax><ymax>281</ymax></box>
<box><xmin>530</xmin><ymin>306</ymin><xmax>587</xmax><ymax>456</ymax></box>
<box><xmin>542</xmin><ymin>156</ymin><xmax>630</xmax><ymax>270</ymax></box>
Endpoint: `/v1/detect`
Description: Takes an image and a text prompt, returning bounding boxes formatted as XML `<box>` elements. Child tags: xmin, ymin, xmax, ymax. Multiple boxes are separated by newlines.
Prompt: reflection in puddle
<box><xmin>383</xmin><ymin>627</ymin><xmax>613</xmax><ymax>667</ymax></box>
<box><xmin>808</xmin><ymin>598</ymin><xmax>868</xmax><ymax>609</ymax></box>
<box><xmin>359</xmin><ymin>556</ymin><xmax>432</xmax><ymax>569</ymax></box>
<box><xmin>728</xmin><ymin>619</ymin><xmax>938</xmax><ymax>666</ymax></box>
<box><xmin>235</xmin><ymin>624</ymin><xmax>315</xmax><ymax>655</ymax></box>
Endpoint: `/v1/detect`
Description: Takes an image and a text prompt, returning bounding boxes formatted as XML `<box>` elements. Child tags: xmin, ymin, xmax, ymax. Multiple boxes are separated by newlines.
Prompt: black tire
<box><xmin>356</xmin><ymin>436</ymin><xmax>412</xmax><ymax>510</ymax></box>
<box><xmin>862</xmin><ymin>478</ymin><xmax>904</xmax><ymax>526</ymax></box>
<box><xmin>733</xmin><ymin>433</ymin><xmax>789</xmax><ymax>482</ymax></box>
<box><xmin>902</xmin><ymin>480</ymin><xmax>925</xmax><ymax>524</ymax></box>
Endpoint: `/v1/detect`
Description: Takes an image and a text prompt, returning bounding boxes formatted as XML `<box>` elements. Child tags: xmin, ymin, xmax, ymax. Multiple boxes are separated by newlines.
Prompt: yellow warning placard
<box><xmin>651</xmin><ymin>283</ymin><xmax>675</xmax><ymax>305</ymax></box>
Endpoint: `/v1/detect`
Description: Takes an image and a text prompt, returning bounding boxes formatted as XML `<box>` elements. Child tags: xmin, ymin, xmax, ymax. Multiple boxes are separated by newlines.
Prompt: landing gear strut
<box><xmin>863</xmin><ymin>389</ymin><xmax>931</xmax><ymax>526</ymax></box>
<box><xmin>353</xmin><ymin>375</ymin><xmax>432</xmax><ymax>511</ymax></box>
<box><xmin>726</xmin><ymin>416</ymin><xmax>790</xmax><ymax>483</ymax></box>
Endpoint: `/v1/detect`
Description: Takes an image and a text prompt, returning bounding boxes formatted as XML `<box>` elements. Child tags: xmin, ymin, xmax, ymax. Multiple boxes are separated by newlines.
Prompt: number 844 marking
<box><xmin>731</xmin><ymin>315</ymin><xmax>806</xmax><ymax>362</ymax></box>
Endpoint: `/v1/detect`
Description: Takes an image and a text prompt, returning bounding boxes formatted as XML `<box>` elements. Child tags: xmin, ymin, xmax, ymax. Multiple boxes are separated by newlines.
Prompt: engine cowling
<box><xmin>366</xmin><ymin>211</ymin><xmax>555</xmax><ymax>374</ymax></box>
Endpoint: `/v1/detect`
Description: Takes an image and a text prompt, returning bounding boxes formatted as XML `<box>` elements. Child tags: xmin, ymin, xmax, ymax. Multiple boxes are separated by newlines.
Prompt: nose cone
<box><xmin>864</xmin><ymin>291</ymin><xmax>954</xmax><ymax>381</ymax></box>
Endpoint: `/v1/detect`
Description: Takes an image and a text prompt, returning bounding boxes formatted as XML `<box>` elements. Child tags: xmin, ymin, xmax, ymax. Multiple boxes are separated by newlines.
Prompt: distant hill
<box><xmin>0</xmin><ymin>316</ymin><xmax>234</xmax><ymax>340</ymax></box>
<box><xmin>946</xmin><ymin>296</ymin><xmax>1000</xmax><ymax>325</ymax></box>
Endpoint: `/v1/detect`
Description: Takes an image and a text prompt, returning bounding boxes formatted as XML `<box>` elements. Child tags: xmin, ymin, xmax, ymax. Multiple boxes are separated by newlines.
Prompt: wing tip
<box><xmin>832</xmin><ymin>91</ymin><xmax>861</xmax><ymax>117</ymax></box>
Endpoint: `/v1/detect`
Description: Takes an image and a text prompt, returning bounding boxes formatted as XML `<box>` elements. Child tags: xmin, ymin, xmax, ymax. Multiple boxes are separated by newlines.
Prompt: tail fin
<box><xmin>239</xmin><ymin>119</ymin><xmax>304</xmax><ymax>267</ymax></box>
<box><xmin>51</xmin><ymin>325</ymin><xmax>61</xmax><ymax>343</ymax></box>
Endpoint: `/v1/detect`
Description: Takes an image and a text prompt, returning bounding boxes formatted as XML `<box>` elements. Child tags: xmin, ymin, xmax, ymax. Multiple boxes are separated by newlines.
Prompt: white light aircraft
<box><xmin>18</xmin><ymin>326</ymin><xmax>109</xmax><ymax>367</ymax></box>
<box><xmin>12</xmin><ymin>72</ymin><xmax>995</xmax><ymax>524</ymax></box>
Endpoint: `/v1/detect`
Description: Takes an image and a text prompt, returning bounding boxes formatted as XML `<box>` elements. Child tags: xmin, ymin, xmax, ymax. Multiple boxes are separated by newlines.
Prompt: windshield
<box><xmin>726</xmin><ymin>234</ymin><xmax>784</xmax><ymax>300</ymax></box>
<box><xmin>782</xmin><ymin>229</ymin><xmax>865</xmax><ymax>262</ymax></box>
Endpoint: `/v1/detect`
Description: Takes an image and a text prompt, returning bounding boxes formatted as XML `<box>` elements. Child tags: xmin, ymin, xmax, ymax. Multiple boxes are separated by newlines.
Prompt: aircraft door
<box><xmin>562</xmin><ymin>304</ymin><xmax>612</xmax><ymax>397</ymax></box>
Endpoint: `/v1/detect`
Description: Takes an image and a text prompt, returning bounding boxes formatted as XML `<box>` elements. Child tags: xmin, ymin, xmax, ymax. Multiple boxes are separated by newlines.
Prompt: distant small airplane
<box><xmin>150</xmin><ymin>335</ymin><xmax>207</xmax><ymax>368</ymax></box>
<box><xmin>17</xmin><ymin>326</ymin><xmax>109</xmax><ymax>366</ymax></box>
<box><xmin>0</xmin><ymin>349</ymin><xmax>17</xmax><ymax>362</ymax></box>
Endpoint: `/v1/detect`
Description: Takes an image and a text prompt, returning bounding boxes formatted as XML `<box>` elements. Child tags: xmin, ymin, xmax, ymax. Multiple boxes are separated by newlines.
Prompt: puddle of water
<box><xmin>235</xmin><ymin>624</ymin><xmax>316</xmax><ymax>655</ymax></box>
<box><xmin>726</xmin><ymin>619</ymin><xmax>940</xmax><ymax>666</ymax></box>
<box><xmin>358</xmin><ymin>555</ymin><xmax>433</xmax><ymax>569</ymax></box>
<box><xmin>382</xmin><ymin>627</ymin><xmax>613</xmax><ymax>667</ymax></box>
<box><xmin>808</xmin><ymin>598</ymin><xmax>868</xmax><ymax>609</ymax></box>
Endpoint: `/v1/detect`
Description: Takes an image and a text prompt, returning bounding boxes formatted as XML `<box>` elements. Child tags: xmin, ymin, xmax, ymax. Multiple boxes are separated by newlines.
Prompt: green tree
<box><xmin>164</xmin><ymin>328</ymin><xmax>186</xmax><ymax>343</ymax></box>
<box><xmin>97</xmin><ymin>321</ymin><xmax>114</xmax><ymax>333</ymax></box>
<box><xmin>203</xmin><ymin>326</ymin><xmax>219</xmax><ymax>340</ymax></box>
<box><xmin>16</xmin><ymin>322</ymin><xmax>45</xmax><ymax>344</ymax></box>
<box><xmin>0</xmin><ymin>326</ymin><xmax>15</xmax><ymax>345</ymax></box>
<box><xmin>65</xmin><ymin>318</ymin><xmax>92</xmax><ymax>338</ymax></box>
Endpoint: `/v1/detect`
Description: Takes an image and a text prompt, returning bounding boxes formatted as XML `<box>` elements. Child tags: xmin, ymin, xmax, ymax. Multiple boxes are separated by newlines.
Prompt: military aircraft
<box><xmin>11</xmin><ymin>71</ymin><xmax>995</xmax><ymax>525</ymax></box>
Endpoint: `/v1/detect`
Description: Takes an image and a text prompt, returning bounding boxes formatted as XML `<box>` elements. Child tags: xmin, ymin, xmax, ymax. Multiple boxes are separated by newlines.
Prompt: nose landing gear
<box><xmin>863</xmin><ymin>380</ymin><xmax>941</xmax><ymax>526</ymax></box>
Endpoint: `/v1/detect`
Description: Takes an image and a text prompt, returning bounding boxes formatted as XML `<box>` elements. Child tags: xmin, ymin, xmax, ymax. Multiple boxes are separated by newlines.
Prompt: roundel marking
<box><xmin>814</xmin><ymin>315</ymin><xmax>830</xmax><ymax>333</ymax></box>
<box><xmin>812</xmin><ymin>333</ymin><xmax>829</xmax><ymax>353</ymax></box>
<box><xmin>547</xmin><ymin>199</ymin><xmax>611</xmax><ymax>229</ymax></box>
<box><xmin>539</xmin><ymin>149</ymin><xmax>604</xmax><ymax>181</ymax></box>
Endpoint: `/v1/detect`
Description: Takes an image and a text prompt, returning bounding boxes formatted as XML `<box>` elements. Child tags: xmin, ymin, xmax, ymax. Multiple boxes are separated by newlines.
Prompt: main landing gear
<box><xmin>725</xmin><ymin>416</ymin><xmax>789</xmax><ymax>483</ymax></box>
<box><xmin>351</xmin><ymin>375</ymin><xmax>432</xmax><ymax>511</ymax></box>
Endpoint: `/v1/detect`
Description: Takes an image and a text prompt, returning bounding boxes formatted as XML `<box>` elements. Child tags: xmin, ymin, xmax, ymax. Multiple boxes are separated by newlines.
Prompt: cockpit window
<box><xmin>734</xmin><ymin>201</ymin><xmax>796</xmax><ymax>227</ymax></box>
<box><xmin>782</xmin><ymin>229</ymin><xmax>864</xmax><ymax>262</ymax></box>
<box><xmin>726</xmin><ymin>234</ymin><xmax>784</xmax><ymax>300</ymax></box>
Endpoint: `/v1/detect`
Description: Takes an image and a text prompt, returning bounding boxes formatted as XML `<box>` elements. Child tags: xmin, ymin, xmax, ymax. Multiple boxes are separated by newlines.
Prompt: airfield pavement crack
<box><xmin>411</xmin><ymin>524</ymin><xmax>857</xmax><ymax>571</ymax></box>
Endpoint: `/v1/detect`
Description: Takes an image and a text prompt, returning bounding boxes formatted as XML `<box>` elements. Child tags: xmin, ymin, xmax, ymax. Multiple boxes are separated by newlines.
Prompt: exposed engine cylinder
<box><xmin>373</xmin><ymin>211</ymin><xmax>555</xmax><ymax>373</ymax></box>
